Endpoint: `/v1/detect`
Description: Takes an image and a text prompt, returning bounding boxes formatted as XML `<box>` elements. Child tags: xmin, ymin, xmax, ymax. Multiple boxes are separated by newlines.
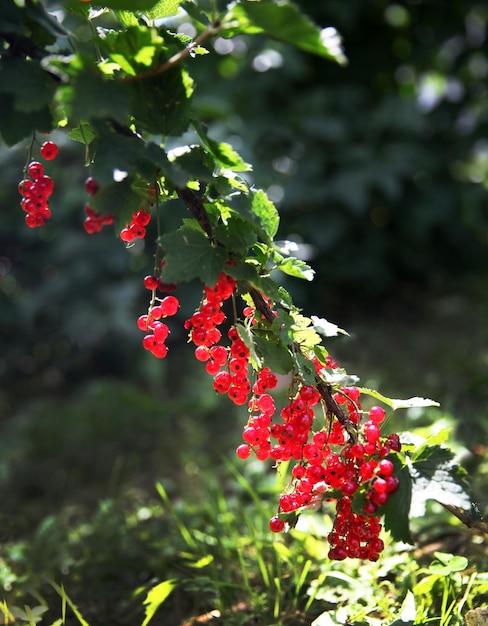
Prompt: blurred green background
<box><xmin>1</xmin><ymin>1</ymin><xmax>488</xmax><ymax>623</ymax></box>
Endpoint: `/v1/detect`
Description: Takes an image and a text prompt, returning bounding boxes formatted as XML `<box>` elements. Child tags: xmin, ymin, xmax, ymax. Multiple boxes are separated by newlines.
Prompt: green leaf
<box><xmin>251</xmin><ymin>189</ymin><xmax>279</xmax><ymax>240</ymax></box>
<box><xmin>91</xmin><ymin>0</ymin><xmax>161</xmax><ymax>10</ymax></box>
<box><xmin>253</xmin><ymin>334</ymin><xmax>293</xmax><ymax>375</ymax></box>
<box><xmin>170</xmin><ymin>145</ymin><xmax>214</xmax><ymax>182</ymax></box>
<box><xmin>141</xmin><ymin>580</ymin><xmax>178</xmax><ymax>626</ymax></box>
<box><xmin>236</xmin><ymin>323</ymin><xmax>262</xmax><ymax>369</ymax></box>
<box><xmin>223</xmin><ymin>0</ymin><xmax>346</xmax><ymax>63</ymax></box>
<box><xmin>294</xmin><ymin>351</ymin><xmax>319</xmax><ymax>385</ymax></box>
<box><xmin>67</xmin><ymin>121</ymin><xmax>97</xmax><ymax>145</ymax></box>
<box><xmin>130</xmin><ymin>66</ymin><xmax>193</xmax><ymax>135</ymax></box>
<box><xmin>160</xmin><ymin>223</ymin><xmax>228</xmax><ymax>285</ymax></box>
<box><xmin>275</xmin><ymin>255</ymin><xmax>315</xmax><ymax>281</ymax></box>
<box><xmin>0</xmin><ymin>58</ymin><xmax>57</xmax><ymax>112</ymax></box>
<box><xmin>193</xmin><ymin>120</ymin><xmax>252</xmax><ymax>172</ymax></box>
<box><xmin>408</xmin><ymin>444</ymin><xmax>471</xmax><ymax>516</ymax></box>
<box><xmin>382</xmin><ymin>453</ymin><xmax>414</xmax><ymax>544</ymax></box>
<box><xmin>99</xmin><ymin>25</ymin><xmax>165</xmax><ymax>75</ymax></box>
<box><xmin>213</xmin><ymin>214</ymin><xmax>257</xmax><ymax>255</ymax></box>
<box><xmin>70</xmin><ymin>70</ymin><xmax>130</xmax><ymax>123</ymax></box>
<box><xmin>145</xmin><ymin>0</ymin><xmax>182</xmax><ymax>18</ymax></box>
<box><xmin>357</xmin><ymin>388</ymin><xmax>440</xmax><ymax>411</ymax></box>
<box><xmin>311</xmin><ymin>316</ymin><xmax>348</xmax><ymax>337</ymax></box>
<box><xmin>429</xmin><ymin>552</ymin><xmax>468</xmax><ymax>575</ymax></box>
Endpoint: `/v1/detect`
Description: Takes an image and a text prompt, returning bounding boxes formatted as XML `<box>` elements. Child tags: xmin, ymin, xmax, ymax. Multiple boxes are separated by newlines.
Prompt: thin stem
<box><xmin>123</xmin><ymin>25</ymin><xmax>219</xmax><ymax>82</ymax></box>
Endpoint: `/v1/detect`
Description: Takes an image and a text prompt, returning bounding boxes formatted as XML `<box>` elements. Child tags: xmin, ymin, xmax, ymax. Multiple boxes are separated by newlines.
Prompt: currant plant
<box><xmin>1</xmin><ymin>0</ymin><xmax>477</xmax><ymax>561</ymax></box>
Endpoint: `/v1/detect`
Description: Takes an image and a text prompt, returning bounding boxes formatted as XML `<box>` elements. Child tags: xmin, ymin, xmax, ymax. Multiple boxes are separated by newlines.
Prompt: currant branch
<box><xmin>122</xmin><ymin>24</ymin><xmax>220</xmax><ymax>83</ymax></box>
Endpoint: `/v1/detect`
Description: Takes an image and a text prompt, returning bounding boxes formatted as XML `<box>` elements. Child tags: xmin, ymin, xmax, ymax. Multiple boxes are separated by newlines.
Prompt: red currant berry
<box><xmin>85</xmin><ymin>176</ymin><xmax>100</xmax><ymax>195</ymax></box>
<box><xmin>143</xmin><ymin>275</ymin><xmax>158</xmax><ymax>290</ymax></box>
<box><xmin>369</xmin><ymin>406</ymin><xmax>386</xmax><ymax>423</ymax></box>
<box><xmin>159</xmin><ymin>295</ymin><xmax>179</xmax><ymax>317</ymax></box>
<box><xmin>120</xmin><ymin>227</ymin><xmax>135</xmax><ymax>243</ymax></box>
<box><xmin>132</xmin><ymin>209</ymin><xmax>152</xmax><ymax>226</ymax></box>
<box><xmin>236</xmin><ymin>444</ymin><xmax>251</xmax><ymax>460</ymax></box>
<box><xmin>269</xmin><ymin>516</ymin><xmax>285</xmax><ymax>533</ymax></box>
<box><xmin>40</xmin><ymin>141</ymin><xmax>58</xmax><ymax>160</ymax></box>
<box><xmin>27</xmin><ymin>161</ymin><xmax>44</xmax><ymax>180</ymax></box>
<box><xmin>213</xmin><ymin>371</ymin><xmax>232</xmax><ymax>393</ymax></box>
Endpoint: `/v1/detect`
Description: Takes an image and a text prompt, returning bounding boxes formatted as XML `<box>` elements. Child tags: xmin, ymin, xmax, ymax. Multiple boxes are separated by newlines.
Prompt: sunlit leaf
<box><xmin>141</xmin><ymin>580</ymin><xmax>178</xmax><ymax>626</ymax></box>
<box><xmin>311</xmin><ymin>316</ymin><xmax>348</xmax><ymax>337</ymax></box>
<box><xmin>358</xmin><ymin>388</ymin><xmax>440</xmax><ymax>410</ymax></box>
<box><xmin>251</xmin><ymin>189</ymin><xmax>279</xmax><ymax>239</ymax></box>
<box><xmin>145</xmin><ymin>0</ymin><xmax>182</xmax><ymax>19</ymax></box>
<box><xmin>223</xmin><ymin>1</ymin><xmax>346</xmax><ymax>63</ymax></box>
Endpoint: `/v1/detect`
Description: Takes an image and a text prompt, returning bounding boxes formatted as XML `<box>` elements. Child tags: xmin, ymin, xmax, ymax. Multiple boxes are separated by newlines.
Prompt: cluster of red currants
<box><xmin>18</xmin><ymin>141</ymin><xmax>58</xmax><ymax>228</ymax></box>
<box><xmin>186</xmin><ymin>272</ymin><xmax>272</xmax><ymax>406</ymax></box>
<box><xmin>229</xmin><ymin>340</ymin><xmax>401</xmax><ymax>561</ymax></box>
<box><xmin>83</xmin><ymin>177</ymin><xmax>114</xmax><ymax>234</ymax></box>
<box><xmin>137</xmin><ymin>276</ymin><xmax>180</xmax><ymax>359</ymax></box>
<box><xmin>120</xmin><ymin>209</ymin><xmax>152</xmax><ymax>243</ymax></box>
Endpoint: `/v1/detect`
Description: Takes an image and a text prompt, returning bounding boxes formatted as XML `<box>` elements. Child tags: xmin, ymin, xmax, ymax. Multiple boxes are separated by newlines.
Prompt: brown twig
<box><xmin>123</xmin><ymin>25</ymin><xmax>219</xmax><ymax>82</ymax></box>
<box><xmin>175</xmin><ymin>187</ymin><xmax>214</xmax><ymax>241</ymax></box>
<box><xmin>247</xmin><ymin>287</ymin><xmax>357</xmax><ymax>440</ymax></box>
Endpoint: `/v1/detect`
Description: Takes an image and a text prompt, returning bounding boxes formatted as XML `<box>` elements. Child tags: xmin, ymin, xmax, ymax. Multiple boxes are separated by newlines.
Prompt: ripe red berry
<box><xmin>27</xmin><ymin>161</ymin><xmax>44</xmax><ymax>180</ymax></box>
<box><xmin>269</xmin><ymin>516</ymin><xmax>285</xmax><ymax>533</ymax></box>
<box><xmin>40</xmin><ymin>141</ymin><xmax>58</xmax><ymax>160</ymax></box>
<box><xmin>236</xmin><ymin>444</ymin><xmax>251</xmax><ymax>460</ymax></box>
<box><xmin>159</xmin><ymin>295</ymin><xmax>179</xmax><ymax>317</ymax></box>
<box><xmin>85</xmin><ymin>176</ymin><xmax>100</xmax><ymax>195</ymax></box>
<box><xmin>143</xmin><ymin>276</ymin><xmax>158</xmax><ymax>290</ymax></box>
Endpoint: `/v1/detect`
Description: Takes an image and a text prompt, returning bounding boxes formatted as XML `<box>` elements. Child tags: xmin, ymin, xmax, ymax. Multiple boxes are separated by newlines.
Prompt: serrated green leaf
<box><xmin>99</xmin><ymin>25</ymin><xmax>165</xmax><ymax>75</ymax></box>
<box><xmin>67</xmin><ymin>121</ymin><xmax>97</xmax><ymax>145</ymax></box>
<box><xmin>311</xmin><ymin>315</ymin><xmax>348</xmax><ymax>337</ymax></box>
<box><xmin>170</xmin><ymin>145</ymin><xmax>214</xmax><ymax>181</ymax></box>
<box><xmin>251</xmin><ymin>189</ymin><xmax>279</xmax><ymax>239</ymax></box>
<box><xmin>70</xmin><ymin>70</ymin><xmax>130</xmax><ymax>123</ymax></box>
<box><xmin>357</xmin><ymin>388</ymin><xmax>440</xmax><ymax>411</ymax></box>
<box><xmin>213</xmin><ymin>214</ymin><xmax>257</xmax><ymax>255</ymax></box>
<box><xmin>145</xmin><ymin>0</ymin><xmax>182</xmax><ymax>19</ymax></box>
<box><xmin>408</xmin><ymin>444</ymin><xmax>471</xmax><ymax>516</ymax></box>
<box><xmin>160</xmin><ymin>223</ymin><xmax>228</xmax><ymax>285</ymax></box>
<box><xmin>253</xmin><ymin>335</ymin><xmax>293</xmax><ymax>375</ymax></box>
<box><xmin>223</xmin><ymin>0</ymin><xmax>346</xmax><ymax>63</ymax></box>
<box><xmin>193</xmin><ymin>119</ymin><xmax>252</xmax><ymax>172</ymax></box>
<box><xmin>236</xmin><ymin>323</ymin><xmax>262</xmax><ymax>369</ymax></box>
<box><xmin>129</xmin><ymin>66</ymin><xmax>193</xmax><ymax>135</ymax></box>
<box><xmin>294</xmin><ymin>351</ymin><xmax>318</xmax><ymax>385</ymax></box>
<box><xmin>113</xmin><ymin>10</ymin><xmax>140</xmax><ymax>26</ymax></box>
<box><xmin>141</xmin><ymin>579</ymin><xmax>178</xmax><ymax>626</ymax></box>
<box><xmin>382</xmin><ymin>453</ymin><xmax>414</xmax><ymax>544</ymax></box>
<box><xmin>275</xmin><ymin>255</ymin><xmax>315</xmax><ymax>281</ymax></box>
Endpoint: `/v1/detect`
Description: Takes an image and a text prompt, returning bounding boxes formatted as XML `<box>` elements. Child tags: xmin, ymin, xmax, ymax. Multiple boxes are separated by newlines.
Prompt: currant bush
<box><xmin>8</xmin><ymin>2</ymin><xmax>458</xmax><ymax>566</ymax></box>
